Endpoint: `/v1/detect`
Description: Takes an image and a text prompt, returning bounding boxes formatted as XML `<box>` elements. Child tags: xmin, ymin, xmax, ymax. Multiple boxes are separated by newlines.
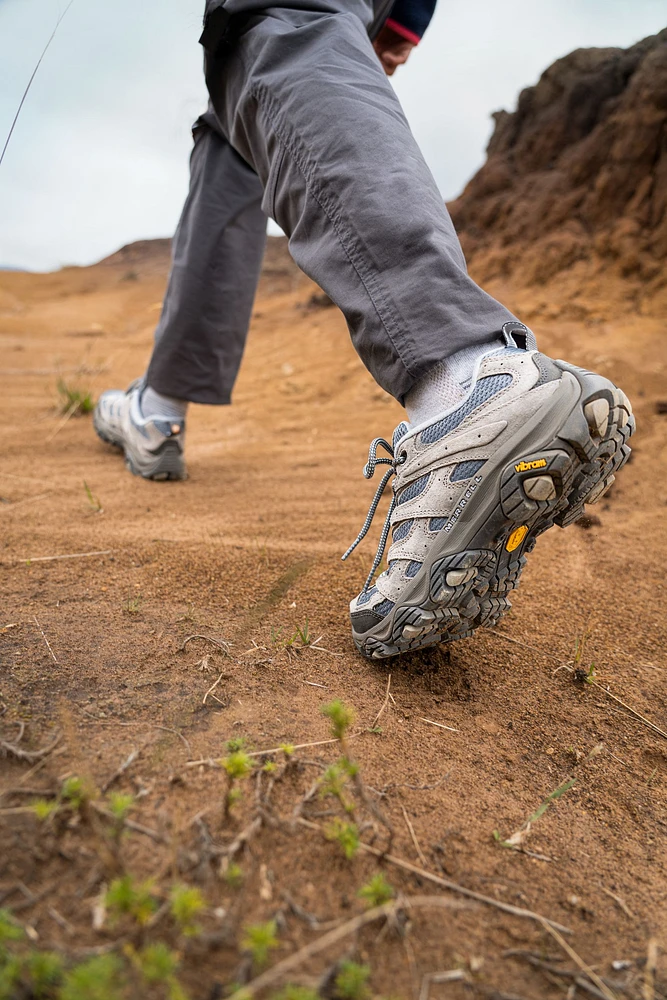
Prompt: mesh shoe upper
<box><xmin>349</xmin><ymin>347</ymin><xmax>562</xmax><ymax>617</ymax></box>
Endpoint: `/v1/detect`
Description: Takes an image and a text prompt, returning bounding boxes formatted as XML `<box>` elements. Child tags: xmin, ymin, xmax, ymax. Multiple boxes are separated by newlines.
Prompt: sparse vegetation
<box><xmin>358</xmin><ymin>873</ymin><xmax>394</xmax><ymax>908</ymax></box>
<box><xmin>334</xmin><ymin>960</ymin><xmax>372</xmax><ymax>1000</ymax></box>
<box><xmin>105</xmin><ymin>875</ymin><xmax>157</xmax><ymax>926</ymax></box>
<box><xmin>241</xmin><ymin>920</ymin><xmax>279</xmax><ymax>969</ymax></box>
<box><xmin>324</xmin><ymin>817</ymin><xmax>360</xmax><ymax>859</ymax></box>
<box><xmin>56</xmin><ymin>378</ymin><xmax>94</xmax><ymax>416</ymax></box>
<box><xmin>221</xmin><ymin>748</ymin><xmax>253</xmax><ymax>816</ymax></box>
<box><xmin>83</xmin><ymin>479</ymin><xmax>103</xmax><ymax>513</ymax></box>
<box><xmin>169</xmin><ymin>884</ymin><xmax>205</xmax><ymax>937</ymax></box>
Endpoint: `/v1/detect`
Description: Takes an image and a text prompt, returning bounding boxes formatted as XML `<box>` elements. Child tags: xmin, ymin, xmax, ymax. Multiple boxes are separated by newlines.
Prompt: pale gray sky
<box><xmin>0</xmin><ymin>0</ymin><xmax>665</xmax><ymax>271</ymax></box>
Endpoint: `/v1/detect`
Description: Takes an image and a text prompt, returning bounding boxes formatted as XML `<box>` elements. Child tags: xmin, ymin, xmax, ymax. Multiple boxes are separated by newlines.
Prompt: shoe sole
<box><xmin>351</xmin><ymin>363</ymin><xmax>635</xmax><ymax>659</ymax></box>
<box><xmin>93</xmin><ymin>413</ymin><xmax>187</xmax><ymax>482</ymax></box>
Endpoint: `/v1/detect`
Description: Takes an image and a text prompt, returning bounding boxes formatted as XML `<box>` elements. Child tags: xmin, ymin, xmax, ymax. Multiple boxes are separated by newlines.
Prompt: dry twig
<box><xmin>33</xmin><ymin>616</ymin><xmax>58</xmax><ymax>663</ymax></box>
<box><xmin>0</xmin><ymin>723</ymin><xmax>60</xmax><ymax>763</ymax></box>
<box><xmin>371</xmin><ymin>674</ymin><xmax>392</xmax><ymax>729</ymax></box>
<box><xmin>401</xmin><ymin>805</ymin><xmax>428</xmax><ymax>868</ymax></box>
<box><xmin>297</xmin><ymin>817</ymin><xmax>571</xmax><ymax>934</ymax></box>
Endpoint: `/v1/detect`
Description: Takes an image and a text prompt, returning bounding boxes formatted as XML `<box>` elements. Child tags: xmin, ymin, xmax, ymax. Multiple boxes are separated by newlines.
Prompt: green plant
<box><xmin>241</xmin><ymin>920</ymin><xmax>279</xmax><ymax>969</ymax></box>
<box><xmin>56</xmin><ymin>378</ymin><xmax>94</xmax><ymax>416</ymax></box>
<box><xmin>0</xmin><ymin>909</ymin><xmax>23</xmax><ymax>945</ymax></box>
<box><xmin>271</xmin><ymin>987</ymin><xmax>319</xmax><ymax>1000</ymax></box>
<box><xmin>61</xmin><ymin>776</ymin><xmax>92</xmax><ymax>812</ymax></box>
<box><xmin>225</xmin><ymin>737</ymin><xmax>247</xmax><ymax>753</ymax></box>
<box><xmin>170</xmin><ymin>885</ymin><xmax>204</xmax><ymax>937</ymax></box>
<box><xmin>122</xmin><ymin>591</ymin><xmax>143</xmax><ymax>614</ymax></box>
<box><xmin>321</xmin><ymin>700</ymin><xmax>355</xmax><ymax>741</ymax></box>
<box><xmin>108</xmin><ymin>793</ymin><xmax>134</xmax><ymax>823</ymax></box>
<box><xmin>83</xmin><ymin>480</ymin><xmax>103</xmax><ymax>514</ymax></box>
<box><xmin>223</xmin><ymin>862</ymin><xmax>244</xmax><ymax>889</ymax></box>
<box><xmin>25</xmin><ymin>950</ymin><xmax>64</xmax><ymax>997</ymax></box>
<box><xmin>357</xmin><ymin>873</ymin><xmax>394</xmax><ymax>908</ymax></box>
<box><xmin>105</xmin><ymin>875</ymin><xmax>156</xmax><ymax>926</ymax></box>
<box><xmin>221</xmin><ymin>750</ymin><xmax>253</xmax><ymax>817</ymax></box>
<box><xmin>324</xmin><ymin>818</ymin><xmax>360</xmax><ymax>860</ymax></box>
<box><xmin>59</xmin><ymin>954</ymin><xmax>124</xmax><ymax>1000</ymax></box>
<box><xmin>29</xmin><ymin>798</ymin><xmax>59</xmax><ymax>822</ymax></box>
<box><xmin>320</xmin><ymin>763</ymin><xmax>354</xmax><ymax>814</ymax></box>
<box><xmin>279</xmin><ymin>743</ymin><xmax>295</xmax><ymax>758</ymax></box>
<box><xmin>335</xmin><ymin>960</ymin><xmax>371</xmax><ymax>1000</ymax></box>
<box><xmin>132</xmin><ymin>942</ymin><xmax>188</xmax><ymax>999</ymax></box>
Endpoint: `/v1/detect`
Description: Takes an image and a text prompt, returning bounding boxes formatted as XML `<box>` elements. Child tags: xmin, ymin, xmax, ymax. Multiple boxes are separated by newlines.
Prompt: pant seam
<box><xmin>249</xmin><ymin>81</ymin><xmax>420</xmax><ymax>378</ymax></box>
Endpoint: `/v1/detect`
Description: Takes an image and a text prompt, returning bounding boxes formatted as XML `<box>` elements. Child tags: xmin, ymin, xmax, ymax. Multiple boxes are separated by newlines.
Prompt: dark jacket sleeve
<box><xmin>385</xmin><ymin>0</ymin><xmax>437</xmax><ymax>43</ymax></box>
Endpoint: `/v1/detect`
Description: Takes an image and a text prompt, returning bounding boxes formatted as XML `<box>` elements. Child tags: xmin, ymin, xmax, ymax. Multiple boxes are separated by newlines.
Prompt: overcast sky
<box><xmin>0</xmin><ymin>0</ymin><xmax>665</xmax><ymax>271</ymax></box>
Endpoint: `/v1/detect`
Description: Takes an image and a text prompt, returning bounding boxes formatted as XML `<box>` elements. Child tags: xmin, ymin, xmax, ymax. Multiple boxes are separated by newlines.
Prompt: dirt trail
<box><xmin>1</xmin><ymin>242</ymin><xmax>666</xmax><ymax>999</ymax></box>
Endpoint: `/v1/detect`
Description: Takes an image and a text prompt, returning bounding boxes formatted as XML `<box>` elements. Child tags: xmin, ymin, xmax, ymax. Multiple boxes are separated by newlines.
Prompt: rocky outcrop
<box><xmin>448</xmin><ymin>29</ymin><xmax>667</xmax><ymax>301</ymax></box>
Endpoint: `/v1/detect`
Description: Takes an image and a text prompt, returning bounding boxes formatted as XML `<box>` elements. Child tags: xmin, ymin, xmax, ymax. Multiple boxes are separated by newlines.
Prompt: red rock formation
<box><xmin>448</xmin><ymin>28</ymin><xmax>667</xmax><ymax>307</ymax></box>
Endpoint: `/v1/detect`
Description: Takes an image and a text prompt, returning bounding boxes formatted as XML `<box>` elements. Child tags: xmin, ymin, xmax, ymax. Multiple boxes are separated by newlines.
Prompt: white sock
<box><xmin>405</xmin><ymin>339</ymin><xmax>503</xmax><ymax>426</ymax></box>
<box><xmin>141</xmin><ymin>385</ymin><xmax>188</xmax><ymax>422</ymax></box>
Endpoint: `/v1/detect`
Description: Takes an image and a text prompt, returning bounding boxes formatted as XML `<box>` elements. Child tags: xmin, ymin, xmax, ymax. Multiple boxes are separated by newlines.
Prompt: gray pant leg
<box><xmin>205</xmin><ymin>4</ymin><xmax>517</xmax><ymax>403</ymax></box>
<box><xmin>146</xmin><ymin>116</ymin><xmax>266</xmax><ymax>404</ymax></box>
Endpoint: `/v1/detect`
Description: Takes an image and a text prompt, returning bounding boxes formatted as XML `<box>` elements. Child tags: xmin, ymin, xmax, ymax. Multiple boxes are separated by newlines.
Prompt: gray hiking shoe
<box><xmin>93</xmin><ymin>379</ymin><xmax>186</xmax><ymax>481</ymax></box>
<box><xmin>345</xmin><ymin>322</ymin><xmax>635</xmax><ymax>659</ymax></box>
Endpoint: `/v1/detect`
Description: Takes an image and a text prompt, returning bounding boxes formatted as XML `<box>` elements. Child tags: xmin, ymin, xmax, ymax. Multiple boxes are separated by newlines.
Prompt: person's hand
<box><xmin>373</xmin><ymin>24</ymin><xmax>415</xmax><ymax>76</ymax></box>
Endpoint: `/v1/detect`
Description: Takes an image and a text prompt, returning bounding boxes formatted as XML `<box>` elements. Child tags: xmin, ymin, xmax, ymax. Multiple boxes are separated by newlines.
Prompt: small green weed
<box><xmin>335</xmin><ymin>960</ymin><xmax>371</xmax><ymax>1000</ymax></box>
<box><xmin>29</xmin><ymin>798</ymin><xmax>59</xmax><ymax>822</ymax></box>
<box><xmin>271</xmin><ymin>988</ymin><xmax>319</xmax><ymax>1000</ymax></box>
<box><xmin>170</xmin><ymin>885</ymin><xmax>204</xmax><ymax>937</ymax></box>
<box><xmin>221</xmin><ymin>749</ymin><xmax>253</xmax><ymax>817</ymax></box>
<box><xmin>321</xmin><ymin>699</ymin><xmax>355</xmax><ymax>742</ymax></box>
<box><xmin>83</xmin><ymin>480</ymin><xmax>103</xmax><ymax>514</ymax></box>
<box><xmin>59</xmin><ymin>954</ymin><xmax>124</xmax><ymax>1000</ymax></box>
<box><xmin>56</xmin><ymin>378</ymin><xmax>94</xmax><ymax>416</ymax></box>
<box><xmin>105</xmin><ymin>875</ymin><xmax>156</xmax><ymax>926</ymax></box>
<box><xmin>324</xmin><ymin>818</ymin><xmax>360</xmax><ymax>860</ymax></box>
<box><xmin>61</xmin><ymin>775</ymin><xmax>93</xmax><ymax>812</ymax></box>
<box><xmin>357</xmin><ymin>873</ymin><xmax>394</xmax><ymax>908</ymax></box>
<box><xmin>241</xmin><ymin>920</ymin><xmax>279</xmax><ymax>969</ymax></box>
<box><xmin>320</xmin><ymin>763</ymin><xmax>354</xmax><ymax>814</ymax></box>
<box><xmin>222</xmin><ymin>862</ymin><xmax>244</xmax><ymax>889</ymax></box>
<box><xmin>122</xmin><ymin>591</ymin><xmax>143</xmax><ymax>614</ymax></box>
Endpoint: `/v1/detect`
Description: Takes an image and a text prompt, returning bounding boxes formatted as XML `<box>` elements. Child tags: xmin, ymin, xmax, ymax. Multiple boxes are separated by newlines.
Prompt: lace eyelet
<box><xmin>396</xmin><ymin>451</ymin><xmax>407</xmax><ymax>465</ymax></box>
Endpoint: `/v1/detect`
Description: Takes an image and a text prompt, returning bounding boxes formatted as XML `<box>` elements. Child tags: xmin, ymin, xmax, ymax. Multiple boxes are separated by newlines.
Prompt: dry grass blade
<box><xmin>643</xmin><ymin>938</ymin><xmax>658</xmax><ymax>1000</ymax></box>
<box><xmin>371</xmin><ymin>673</ymin><xmax>392</xmax><ymax>728</ymax></box>
<box><xmin>298</xmin><ymin>817</ymin><xmax>571</xmax><ymax>934</ymax></box>
<box><xmin>202</xmin><ymin>672</ymin><xmax>226</xmax><ymax>706</ymax></box>
<box><xmin>33</xmin><ymin>616</ymin><xmax>58</xmax><ymax>663</ymax></box>
<box><xmin>45</xmin><ymin>398</ymin><xmax>79</xmax><ymax>443</ymax></box>
<box><xmin>181</xmin><ymin>633</ymin><xmax>231</xmax><ymax>654</ymax></box>
<box><xmin>600</xmin><ymin>886</ymin><xmax>635</xmax><ymax>920</ymax></box>
<box><xmin>186</xmin><ymin>731</ymin><xmax>363</xmax><ymax>767</ymax></box>
<box><xmin>539</xmin><ymin>919</ymin><xmax>619</xmax><ymax>1000</ymax></box>
<box><xmin>420</xmin><ymin>717</ymin><xmax>459</xmax><ymax>733</ymax></box>
<box><xmin>6</xmin><ymin>549</ymin><xmax>113</xmax><ymax>565</ymax></box>
<box><xmin>401</xmin><ymin>804</ymin><xmax>428</xmax><ymax>867</ymax></box>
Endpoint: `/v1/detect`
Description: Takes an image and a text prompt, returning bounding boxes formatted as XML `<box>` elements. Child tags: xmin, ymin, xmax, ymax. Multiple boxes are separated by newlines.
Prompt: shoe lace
<box><xmin>341</xmin><ymin>423</ymin><xmax>408</xmax><ymax>594</ymax></box>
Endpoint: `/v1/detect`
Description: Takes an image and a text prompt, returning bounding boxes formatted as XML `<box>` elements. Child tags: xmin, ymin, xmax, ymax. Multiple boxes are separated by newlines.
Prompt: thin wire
<box><xmin>0</xmin><ymin>0</ymin><xmax>76</xmax><ymax>169</ymax></box>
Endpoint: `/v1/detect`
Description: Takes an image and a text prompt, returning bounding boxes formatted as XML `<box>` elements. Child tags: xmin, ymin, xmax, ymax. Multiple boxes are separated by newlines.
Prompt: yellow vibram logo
<box><xmin>506</xmin><ymin>525</ymin><xmax>529</xmax><ymax>552</ymax></box>
<box><xmin>514</xmin><ymin>458</ymin><xmax>547</xmax><ymax>473</ymax></box>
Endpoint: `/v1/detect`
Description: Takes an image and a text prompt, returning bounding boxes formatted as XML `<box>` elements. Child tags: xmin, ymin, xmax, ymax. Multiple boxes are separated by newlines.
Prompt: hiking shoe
<box><xmin>345</xmin><ymin>322</ymin><xmax>635</xmax><ymax>659</ymax></box>
<box><xmin>93</xmin><ymin>379</ymin><xmax>186</xmax><ymax>481</ymax></box>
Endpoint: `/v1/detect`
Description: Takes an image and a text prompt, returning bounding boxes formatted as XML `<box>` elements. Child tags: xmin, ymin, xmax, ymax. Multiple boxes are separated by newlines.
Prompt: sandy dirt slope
<box><xmin>0</xmin><ymin>241</ymin><xmax>666</xmax><ymax>999</ymax></box>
